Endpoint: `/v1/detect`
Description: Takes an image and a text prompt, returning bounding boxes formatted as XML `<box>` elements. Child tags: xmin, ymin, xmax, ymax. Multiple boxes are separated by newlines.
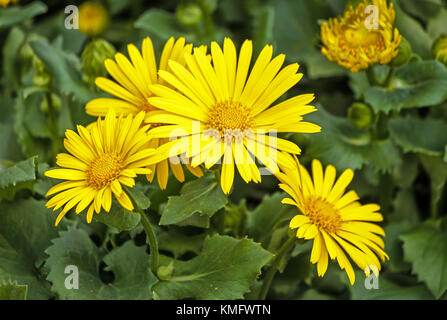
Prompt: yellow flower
<box><xmin>145</xmin><ymin>38</ymin><xmax>321</xmax><ymax>194</ymax></box>
<box><xmin>78</xmin><ymin>1</ymin><xmax>109</xmax><ymax>36</ymax></box>
<box><xmin>277</xmin><ymin>157</ymin><xmax>388</xmax><ymax>285</ymax></box>
<box><xmin>45</xmin><ymin>110</ymin><xmax>155</xmax><ymax>226</ymax></box>
<box><xmin>321</xmin><ymin>0</ymin><xmax>402</xmax><ymax>72</ymax></box>
<box><xmin>86</xmin><ymin>37</ymin><xmax>204</xmax><ymax>189</ymax></box>
<box><xmin>0</xmin><ymin>0</ymin><xmax>18</xmax><ymax>7</ymax></box>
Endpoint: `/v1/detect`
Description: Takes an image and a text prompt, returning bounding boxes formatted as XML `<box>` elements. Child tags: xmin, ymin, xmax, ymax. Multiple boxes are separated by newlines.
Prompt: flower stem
<box><xmin>125</xmin><ymin>187</ymin><xmax>159</xmax><ymax>276</ymax></box>
<box><xmin>366</xmin><ymin>67</ymin><xmax>379</xmax><ymax>86</ymax></box>
<box><xmin>258</xmin><ymin>236</ymin><xmax>296</xmax><ymax>300</ymax></box>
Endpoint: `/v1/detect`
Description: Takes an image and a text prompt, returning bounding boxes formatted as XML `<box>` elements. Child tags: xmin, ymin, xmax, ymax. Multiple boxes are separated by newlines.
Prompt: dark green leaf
<box><xmin>153</xmin><ymin>234</ymin><xmax>272</xmax><ymax>299</ymax></box>
<box><xmin>0</xmin><ymin>1</ymin><xmax>47</xmax><ymax>28</ymax></box>
<box><xmin>0</xmin><ymin>281</ymin><xmax>27</xmax><ymax>300</ymax></box>
<box><xmin>0</xmin><ymin>156</ymin><xmax>38</xmax><ymax>200</ymax></box>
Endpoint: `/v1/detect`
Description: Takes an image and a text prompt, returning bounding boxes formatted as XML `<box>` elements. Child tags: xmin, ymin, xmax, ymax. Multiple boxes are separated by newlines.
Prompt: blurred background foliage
<box><xmin>1</xmin><ymin>0</ymin><xmax>447</xmax><ymax>300</ymax></box>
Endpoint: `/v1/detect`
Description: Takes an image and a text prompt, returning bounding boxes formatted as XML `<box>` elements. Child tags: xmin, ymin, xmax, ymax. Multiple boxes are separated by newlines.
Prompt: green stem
<box><xmin>125</xmin><ymin>187</ymin><xmax>159</xmax><ymax>276</ymax></box>
<box><xmin>366</xmin><ymin>67</ymin><xmax>379</xmax><ymax>86</ymax></box>
<box><xmin>46</xmin><ymin>92</ymin><xmax>59</xmax><ymax>161</ymax></box>
<box><xmin>258</xmin><ymin>236</ymin><xmax>296</xmax><ymax>300</ymax></box>
<box><xmin>382</xmin><ymin>66</ymin><xmax>395</xmax><ymax>88</ymax></box>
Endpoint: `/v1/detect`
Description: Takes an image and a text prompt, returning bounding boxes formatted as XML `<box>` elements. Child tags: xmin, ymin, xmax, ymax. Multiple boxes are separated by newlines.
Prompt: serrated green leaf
<box><xmin>0</xmin><ymin>156</ymin><xmax>37</xmax><ymax>200</ymax></box>
<box><xmin>92</xmin><ymin>202</ymin><xmax>141</xmax><ymax>232</ymax></box>
<box><xmin>364</xmin><ymin>61</ymin><xmax>447</xmax><ymax>113</ymax></box>
<box><xmin>303</xmin><ymin>106</ymin><xmax>401</xmax><ymax>173</ymax></box>
<box><xmin>157</xmin><ymin>229</ymin><xmax>205</xmax><ymax>259</ymax></box>
<box><xmin>401</xmin><ymin>221</ymin><xmax>447</xmax><ymax>298</ymax></box>
<box><xmin>0</xmin><ymin>198</ymin><xmax>61</xmax><ymax>299</ymax></box>
<box><xmin>0</xmin><ymin>1</ymin><xmax>47</xmax><ymax>28</ymax></box>
<box><xmin>0</xmin><ymin>281</ymin><xmax>27</xmax><ymax>300</ymax></box>
<box><xmin>419</xmin><ymin>154</ymin><xmax>447</xmax><ymax>217</ymax></box>
<box><xmin>45</xmin><ymin>229</ymin><xmax>157</xmax><ymax>299</ymax></box>
<box><xmin>29</xmin><ymin>39</ymin><xmax>97</xmax><ymax>104</ymax></box>
<box><xmin>349</xmin><ymin>271</ymin><xmax>433</xmax><ymax>299</ymax></box>
<box><xmin>153</xmin><ymin>234</ymin><xmax>272</xmax><ymax>299</ymax></box>
<box><xmin>246</xmin><ymin>192</ymin><xmax>295</xmax><ymax>247</ymax></box>
<box><xmin>160</xmin><ymin>174</ymin><xmax>228</xmax><ymax>226</ymax></box>
<box><xmin>389</xmin><ymin>116</ymin><xmax>447</xmax><ymax>156</ymax></box>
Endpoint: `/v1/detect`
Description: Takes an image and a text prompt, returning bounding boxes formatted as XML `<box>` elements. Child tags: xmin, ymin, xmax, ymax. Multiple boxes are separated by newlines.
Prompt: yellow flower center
<box><xmin>86</xmin><ymin>153</ymin><xmax>122</xmax><ymax>190</ymax></box>
<box><xmin>207</xmin><ymin>100</ymin><xmax>252</xmax><ymax>136</ymax></box>
<box><xmin>304</xmin><ymin>196</ymin><xmax>342</xmax><ymax>234</ymax></box>
<box><xmin>342</xmin><ymin>27</ymin><xmax>385</xmax><ymax>56</ymax></box>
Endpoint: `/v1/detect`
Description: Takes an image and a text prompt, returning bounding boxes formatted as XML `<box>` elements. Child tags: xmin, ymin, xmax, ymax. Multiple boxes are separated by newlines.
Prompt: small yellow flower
<box><xmin>78</xmin><ymin>1</ymin><xmax>109</xmax><ymax>36</ymax></box>
<box><xmin>45</xmin><ymin>110</ymin><xmax>156</xmax><ymax>226</ymax></box>
<box><xmin>86</xmin><ymin>37</ymin><xmax>204</xmax><ymax>189</ymax></box>
<box><xmin>277</xmin><ymin>157</ymin><xmax>388</xmax><ymax>285</ymax></box>
<box><xmin>0</xmin><ymin>0</ymin><xmax>18</xmax><ymax>8</ymax></box>
<box><xmin>321</xmin><ymin>0</ymin><xmax>402</xmax><ymax>72</ymax></box>
<box><xmin>145</xmin><ymin>38</ymin><xmax>320</xmax><ymax>194</ymax></box>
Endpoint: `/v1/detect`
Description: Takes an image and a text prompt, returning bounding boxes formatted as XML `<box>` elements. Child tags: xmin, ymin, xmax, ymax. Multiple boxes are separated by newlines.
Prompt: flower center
<box><xmin>304</xmin><ymin>196</ymin><xmax>342</xmax><ymax>234</ymax></box>
<box><xmin>207</xmin><ymin>100</ymin><xmax>252</xmax><ymax>136</ymax></box>
<box><xmin>342</xmin><ymin>27</ymin><xmax>385</xmax><ymax>55</ymax></box>
<box><xmin>86</xmin><ymin>152</ymin><xmax>122</xmax><ymax>190</ymax></box>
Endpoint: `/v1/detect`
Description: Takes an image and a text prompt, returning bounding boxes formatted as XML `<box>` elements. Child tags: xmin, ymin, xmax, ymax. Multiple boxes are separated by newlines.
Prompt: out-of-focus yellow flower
<box><xmin>0</xmin><ymin>0</ymin><xmax>18</xmax><ymax>8</ymax></box>
<box><xmin>78</xmin><ymin>1</ymin><xmax>109</xmax><ymax>37</ymax></box>
<box><xmin>321</xmin><ymin>0</ymin><xmax>402</xmax><ymax>72</ymax></box>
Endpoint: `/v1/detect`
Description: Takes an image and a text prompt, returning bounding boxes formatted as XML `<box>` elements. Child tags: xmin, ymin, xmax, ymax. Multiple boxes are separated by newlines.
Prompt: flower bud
<box><xmin>32</xmin><ymin>56</ymin><xmax>51</xmax><ymax>87</ymax></box>
<box><xmin>81</xmin><ymin>38</ymin><xmax>116</xmax><ymax>86</ymax></box>
<box><xmin>157</xmin><ymin>262</ymin><xmax>174</xmax><ymax>280</ymax></box>
<box><xmin>348</xmin><ymin>102</ymin><xmax>375</xmax><ymax>129</ymax></box>
<box><xmin>176</xmin><ymin>3</ymin><xmax>203</xmax><ymax>27</ymax></box>
<box><xmin>432</xmin><ymin>34</ymin><xmax>447</xmax><ymax>66</ymax></box>
<box><xmin>390</xmin><ymin>37</ymin><xmax>412</xmax><ymax>68</ymax></box>
<box><xmin>40</xmin><ymin>93</ymin><xmax>61</xmax><ymax>113</ymax></box>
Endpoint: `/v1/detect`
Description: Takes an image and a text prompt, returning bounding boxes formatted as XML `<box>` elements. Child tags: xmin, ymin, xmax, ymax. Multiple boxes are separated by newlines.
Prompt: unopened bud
<box><xmin>81</xmin><ymin>38</ymin><xmax>116</xmax><ymax>86</ymax></box>
<box><xmin>176</xmin><ymin>3</ymin><xmax>203</xmax><ymax>27</ymax></box>
<box><xmin>390</xmin><ymin>37</ymin><xmax>412</xmax><ymax>68</ymax></box>
<box><xmin>432</xmin><ymin>34</ymin><xmax>447</xmax><ymax>66</ymax></box>
<box><xmin>348</xmin><ymin>102</ymin><xmax>375</xmax><ymax>129</ymax></box>
<box><xmin>78</xmin><ymin>1</ymin><xmax>109</xmax><ymax>37</ymax></box>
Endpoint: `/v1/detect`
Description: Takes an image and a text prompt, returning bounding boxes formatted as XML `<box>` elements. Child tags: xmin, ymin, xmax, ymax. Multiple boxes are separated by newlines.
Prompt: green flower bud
<box><xmin>176</xmin><ymin>3</ymin><xmax>203</xmax><ymax>27</ymax></box>
<box><xmin>432</xmin><ymin>34</ymin><xmax>447</xmax><ymax>66</ymax></box>
<box><xmin>157</xmin><ymin>262</ymin><xmax>174</xmax><ymax>280</ymax></box>
<box><xmin>390</xmin><ymin>37</ymin><xmax>412</xmax><ymax>68</ymax></box>
<box><xmin>348</xmin><ymin>102</ymin><xmax>375</xmax><ymax>129</ymax></box>
<box><xmin>40</xmin><ymin>93</ymin><xmax>61</xmax><ymax>113</ymax></box>
<box><xmin>32</xmin><ymin>56</ymin><xmax>51</xmax><ymax>87</ymax></box>
<box><xmin>81</xmin><ymin>38</ymin><xmax>116</xmax><ymax>86</ymax></box>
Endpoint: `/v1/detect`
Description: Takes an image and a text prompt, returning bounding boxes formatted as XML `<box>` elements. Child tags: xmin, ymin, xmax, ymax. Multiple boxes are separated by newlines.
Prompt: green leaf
<box><xmin>153</xmin><ymin>234</ymin><xmax>272</xmax><ymax>299</ymax></box>
<box><xmin>401</xmin><ymin>220</ymin><xmax>447</xmax><ymax>298</ymax></box>
<box><xmin>0</xmin><ymin>198</ymin><xmax>62</xmax><ymax>299</ymax></box>
<box><xmin>3</xmin><ymin>27</ymin><xmax>26</xmax><ymax>91</ymax></box>
<box><xmin>246</xmin><ymin>192</ymin><xmax>295</xmax><ymax>247</ymax></box>
<box><xmin>0</xmin><ymin>1</ymin><xmax>47</xmax><ymax>28</ymax></box>
<box><xmin>303</xmin><ymin>106</ymin><xmax>402</xmax><ymax>173</ymax></box>
<box><xmin>134</xmin><ymin>9</ymin><xmax>191</xmax><ymax>40</ymax></box>
<box><xmin>389</xmin><ymin>116</ymin><xmax>447</xmax><ymax>156</ymax></box>
<box><xmin>364</xmin><ymin>61</ymin><xmax>447</xmax><ymax>113</ymax></box>
<box><xmin>0</xmin><ymin>281</ymin><xmax>27</xmax><ymax>300</ymax></box>
<box><xmin>427</xmin><ymin>8</ymin><xmax>447</xmax><ymax>39</ymax></box>
<box><xmin>349</xmin><ymin>271</ymin><xmax>433</xmax><ymax>300</ymax></box>
<box><xmin>0</xmin><ymin>156</ymin><xmax>38</xmax><ymax>200</ymax></box>
<box><xmin>252</xmin><ymin>6</ymin><xmax>275</xmax><ymax>55</ymax></box>
<box><xmin>160</xmin><ymin>174</ymin><xmax>228</xmax><ymax>226</ymax></box>
<box><xmin>29</xmin><ymin>39</ymin><xmax>97</xmax><ymax>104</ymax></box>
<box><xmin>157</xmin><ymin>229</ymin><xmax>205</xmax><ymax>259</ymax></box>
<box><xmin>45</xmin><ymin>229</ymin><xmax>157</xmax><ymax>299</ymax></box>
<box><xmin>92</xmin><ymin>202</ymin><xmax>141</xmax><ymax>232</ymax></box>
<box><xmin>419</xmin><ymin>154</ymin><xmax>447</xmax><ymax>217</ymax></box>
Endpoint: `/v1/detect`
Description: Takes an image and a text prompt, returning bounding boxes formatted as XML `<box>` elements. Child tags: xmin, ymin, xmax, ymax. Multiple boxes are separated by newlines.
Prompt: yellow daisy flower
<box><xmin>45</xmin><ymin>110</ymin><xmax>156</xmax><ymax>226</ymax></box>
<box><xmin>145</xmin><ymin>38</ymin><xmax>321</xmax><ymax>194</ymax></box>
<box><xmin>0</xmin><ymin>0</ymin><xmax>18</xmax><ymax>8</ymax></box>
<box><xmin>78</xmin><ymin>1</ymin><xmax>109</xmax><ymax>37</ymax></box>
<box><xmin>86</xmin><ymin>37</ymin><xmax>204</xmax><ymax>189</ymax></box>
<box><xmin>321</xmin><ymin>0</ymin><xmax>402</xmax><ymax>72</ymax></box>
<box><xmin>276</xmin><ymin>157</ymin><xmax>389</xmax><ymax>285</ymax></box>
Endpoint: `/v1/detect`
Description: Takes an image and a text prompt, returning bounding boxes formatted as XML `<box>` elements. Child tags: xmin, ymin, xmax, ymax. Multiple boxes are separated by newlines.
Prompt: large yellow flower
<box><xmin>321</xmin><ymin>0</ymin><xmax>401</xmax><ymax>72</ymax></box>
<box><xmin>45</xmin><ymin>110</ymin><xmax>156</xmax><ymax>226</ymax></box>
<box><xmin>276</xmin><ymin>157</ymin><xmax>388</xmax><ymax>285</ymax></box>
<box><xmin>145</xmin><ymin>38</ymin><xmax>321</xmax><ymax>194</ymax></box>
<box><xmin>86</xmin><ymin>37</ymin><xmax>203</xmax><ymax>189</ymax></box>
<box><xmin>78</xmin><ymin>1</ymin><xmax>109</xmax><ymax>37</ymax></box>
